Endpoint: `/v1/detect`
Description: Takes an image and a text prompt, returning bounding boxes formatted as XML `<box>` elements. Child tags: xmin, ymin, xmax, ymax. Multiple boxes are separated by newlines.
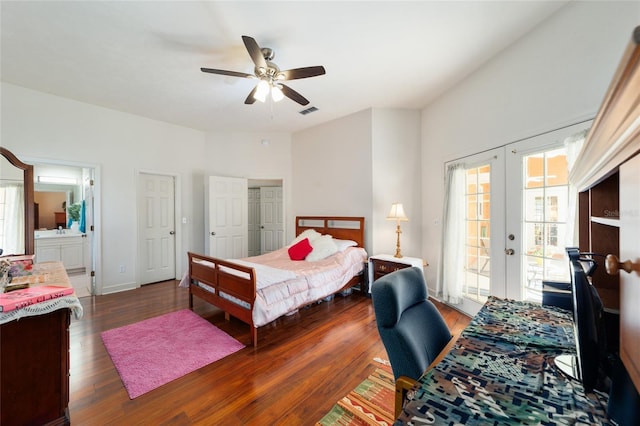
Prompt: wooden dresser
<box><xmin>367</xmin><ymin>254</ymin><xmax>425</xmax><ymax>294</ymax></box>
<box><xmin>0</xmin><ymin>262</ymin><xmax>82</xmax><ymax>426</ymax></box>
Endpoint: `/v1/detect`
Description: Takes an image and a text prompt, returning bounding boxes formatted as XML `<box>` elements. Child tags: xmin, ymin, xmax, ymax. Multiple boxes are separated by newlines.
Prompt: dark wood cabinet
<box><xmin>573</xmin><ymin>26</ymin><xmax>640</xmax><ymax>397</ymax></box>
<box><xmin>578</xmin><ymin>172</ymin><xmax>620</xmax><ymax>310</ymax></box>
<box><xmin>369</xmin><ymin>255</ymin><xmax>424</xmax><ymax>283</ymax></box>
<box><xmin>1</xmin><ymin>308</ymin><xmax>71</xmax><ymax>425</ymax></box>
<box><xmin>371</xmin><ymin>258</ymin><xmax>412</xmax><ymax>281</ymax></box>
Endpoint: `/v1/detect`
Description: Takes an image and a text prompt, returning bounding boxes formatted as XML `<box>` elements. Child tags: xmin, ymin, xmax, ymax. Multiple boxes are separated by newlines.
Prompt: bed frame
<box><xmin>188</xmin><ymin>216</ymin><xmax>365</xmax><ymax>347</ymax></box>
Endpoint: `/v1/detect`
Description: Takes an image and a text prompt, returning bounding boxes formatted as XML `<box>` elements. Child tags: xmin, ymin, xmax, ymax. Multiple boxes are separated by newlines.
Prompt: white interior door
<box><xmin>208</xmin><ymin>176</ymin><xmax>247</xmax><ymax>259</ymax></box>
<box><xmin>248</xmin><ymin>188</ymin><xmax>260</xmax><ymax>257</ymax></box>
<box><xmin>138</xmin><ymin>173</ymin><xmax>176</xmax><ymax>285</ymax></box>
<box><xmin>260</xmin><ymin>186</ymin><xmax>284</xmax><ymax>253</ymax></box>
<box><xmin>82</xmin><ymin>168</ymin><xmax>95</xmax><ymax>294</ymax></box>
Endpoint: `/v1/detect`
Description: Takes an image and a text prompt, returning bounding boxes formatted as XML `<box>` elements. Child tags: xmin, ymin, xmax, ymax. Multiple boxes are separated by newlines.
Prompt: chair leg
<box><xmin>395</xmin><ymin>375</ymin><xmax>419</xmax><ymax>419</ymax></box>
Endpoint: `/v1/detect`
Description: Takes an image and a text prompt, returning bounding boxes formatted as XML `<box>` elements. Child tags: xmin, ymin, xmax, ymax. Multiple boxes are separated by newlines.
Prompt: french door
<box><xmin>451</xmin><ymin>121</ymin><xmax>590</xmax><ymax>315</ymax></box>
<box><xmin>505</xmin><ymin>121</ymin><xmax>590</xmax><ymax>301</ymax></box>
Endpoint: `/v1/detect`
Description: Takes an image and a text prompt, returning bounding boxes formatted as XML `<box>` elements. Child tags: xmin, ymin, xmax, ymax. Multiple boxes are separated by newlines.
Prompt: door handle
<box><xmin>169</xmin><ymin>231</ymin><xmax>175</xmax><ymax>235</ymax></box>
<box><xmin>211</xmin><ymin>231</ymin><xmax>216</xmax><ymax>236</ymax></box>
<box><xmin>505</xmin><ymin>248</ymin><xmax>515</xmax><ymax>255</ymax></box>
<box><xmin>605</xmin><ymin>254</ymin><xmax>639</xmax><ymax>275</ymax></box>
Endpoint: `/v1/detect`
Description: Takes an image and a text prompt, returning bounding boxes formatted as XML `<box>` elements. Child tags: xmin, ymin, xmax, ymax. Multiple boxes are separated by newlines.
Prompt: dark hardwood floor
<box><xmin>68</xmin><ymin>281</ymin><xmax>471</xmax><ymax>425</ymax></box>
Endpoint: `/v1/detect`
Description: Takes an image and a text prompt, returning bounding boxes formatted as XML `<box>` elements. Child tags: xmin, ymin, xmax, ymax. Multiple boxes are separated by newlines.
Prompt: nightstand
<box><xmin>367</xmin><ymin>254</ymin><xmax>425</xmax><ymax>293</ymax></box>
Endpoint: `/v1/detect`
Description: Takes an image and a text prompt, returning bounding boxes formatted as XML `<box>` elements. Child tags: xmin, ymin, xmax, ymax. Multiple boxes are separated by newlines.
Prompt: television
<box><xmin>554</xmin><ymin>247</ymin><xmax>607</xmax><ymax>392</ymax></box>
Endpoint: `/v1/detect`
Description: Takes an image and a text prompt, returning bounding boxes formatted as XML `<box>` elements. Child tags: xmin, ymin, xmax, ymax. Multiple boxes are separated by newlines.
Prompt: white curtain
<box><xmin>437</xmin><ymin>163</ymin><xmax>466</xmax><ymax>304</ymax></box>
<box><xmin>1</xmin><ymin>183</ymin><xmax>25</xmax><ymax>255</ymax></box>
<box><xmin>564</xmin><ymin>129</ymin><xmax>588</xmax><ymax>247</ymax></box>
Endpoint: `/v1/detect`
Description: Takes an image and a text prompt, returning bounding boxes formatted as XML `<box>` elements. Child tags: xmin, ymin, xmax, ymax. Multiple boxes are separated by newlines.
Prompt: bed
<box><xmin>185</xmin><ymin>216</ymin><xmax>367</xmax><ymax>347</ymax></box>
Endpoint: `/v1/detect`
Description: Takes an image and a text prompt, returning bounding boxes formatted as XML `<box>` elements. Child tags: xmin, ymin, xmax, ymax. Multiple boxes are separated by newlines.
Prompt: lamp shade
<box><xmin>254</xmin><ymin>80</ymin><xmax>270</xmax><ymax>102</ymax></box>
<box><xmin>271</xmin><ymin>85</ymin><xmax>284</xmax><ymax>102</ymax></box>
<box><xmin>387</xmin><ymin>203</ymin><xmax>408</xmax><ymax>221</ymax></box>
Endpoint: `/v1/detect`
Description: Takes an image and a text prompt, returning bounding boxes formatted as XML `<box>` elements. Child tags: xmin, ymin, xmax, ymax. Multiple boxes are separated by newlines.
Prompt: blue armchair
<box><xmin>372</xmin><ymin>267</ymin><xmax>452</xmax><ymax>417</ymax></box>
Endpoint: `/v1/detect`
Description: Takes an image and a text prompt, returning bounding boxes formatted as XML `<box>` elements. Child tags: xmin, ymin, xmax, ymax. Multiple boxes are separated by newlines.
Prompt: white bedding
<box><xmin>248</xmin><ymin>246</ymin><xmax>367</xmax><ymax>326</ymax></box>
<box><xmin>184</xmin><ymin>246</ymin><xmax>367</xmax><ymax>327</ymax></box>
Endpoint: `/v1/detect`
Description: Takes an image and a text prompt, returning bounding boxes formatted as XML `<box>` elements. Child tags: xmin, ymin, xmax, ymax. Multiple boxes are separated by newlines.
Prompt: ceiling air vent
<box><xmin>299</xmin><ymin>106</ymin><xmax>318</xmax><ymax>115</ymax></box>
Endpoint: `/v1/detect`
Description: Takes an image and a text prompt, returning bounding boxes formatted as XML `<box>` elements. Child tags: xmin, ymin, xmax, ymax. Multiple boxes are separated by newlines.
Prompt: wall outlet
<box><xmin>119</xmin><ymin>265</ymin><xmax>126</xmax><ymax>273</ymax></box>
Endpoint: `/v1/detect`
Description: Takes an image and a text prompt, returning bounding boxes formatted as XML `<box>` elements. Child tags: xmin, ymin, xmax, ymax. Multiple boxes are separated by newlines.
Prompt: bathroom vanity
<box><xmin>34</xmin><ymin>230</ymin><xmax>86</xmax><ymax>273</ymax></box>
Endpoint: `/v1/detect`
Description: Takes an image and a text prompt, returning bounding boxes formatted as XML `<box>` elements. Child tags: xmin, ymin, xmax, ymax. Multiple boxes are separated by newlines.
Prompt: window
<box><xmin>523</xmin><ymin>148</ymin><xmax>570</xmax><ymax>299</ymax></box>
<box><xmin>463</xmin><ymin>165</ymin><xmax>491</xmax><ymax>303</ymax></box>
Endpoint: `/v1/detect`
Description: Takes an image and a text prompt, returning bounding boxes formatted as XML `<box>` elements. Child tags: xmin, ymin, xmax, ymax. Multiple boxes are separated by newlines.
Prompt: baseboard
<box><xmin>100</xmin><ymin>281</ymin><xmax>137</xmax><ymax>295</ymax></box>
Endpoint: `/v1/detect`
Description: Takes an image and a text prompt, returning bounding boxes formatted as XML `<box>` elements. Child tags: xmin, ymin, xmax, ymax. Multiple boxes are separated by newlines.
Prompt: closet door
<box><xmin>260</xmin><ymin>187</ymin><xmax>284</xmax><ymax>253</ymax></box>
<box><xmin>208</xmin><ymin>176</ymin><xmax>247</xmax><ymax>259</ymax></box>
<box><xmin>247</xmin><ymin>188</ymin><xmax>260</xmax><ymax>257</ymax></box>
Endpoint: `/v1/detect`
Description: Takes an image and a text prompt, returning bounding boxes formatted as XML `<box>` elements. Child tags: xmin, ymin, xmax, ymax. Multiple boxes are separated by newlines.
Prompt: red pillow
<box><xmin>288</xmin><ymin>238</ymin><xmax>313</xmax><ymax>260</ymax></box>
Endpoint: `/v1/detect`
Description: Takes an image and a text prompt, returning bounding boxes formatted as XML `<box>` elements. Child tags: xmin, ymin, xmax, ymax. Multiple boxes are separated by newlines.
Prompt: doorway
<box><xmin>32</xmin><ymin>161</ymin><xmax>98</xmax><ymax>297</ymax></box>
<box><xmin>207</xmin><ymin>176</ymin><xmax>284</xmax><ymax>259</ymax></box>
<box><xmin>442</xmin><ymin>121</ymin><xmax>590</xmax><ymax>316</ymax></box>
<box><xmin>248</xmin><ymin>185</ymin><xmax>284</xmax><ymax>256</ymax></box>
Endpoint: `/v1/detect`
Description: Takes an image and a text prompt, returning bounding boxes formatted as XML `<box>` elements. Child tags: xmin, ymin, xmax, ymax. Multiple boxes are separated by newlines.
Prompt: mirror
<box><xmin>33</xmin><ymin>163</ymin><xmax>83</xmax><ymax>229</ymax></box>
<box><xmin>0</xmin><ymin>147</ymin><xmax>35</xmax><ymax>255</ymax></box>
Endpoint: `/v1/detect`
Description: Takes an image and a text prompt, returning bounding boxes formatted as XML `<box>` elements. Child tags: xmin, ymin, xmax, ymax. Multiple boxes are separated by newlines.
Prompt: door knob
<box><xmin>605</xmin><ymin>254</ymin><xmax>638</xmax><ymax>275</ymax></box>
<box><xmin>505</xmin><ymin>248</ymin><xmax>515</xmax><ymax>256</ymax></box>
<box><xmin>169</xmin><ymin>231</ymin><xmax>175</xmax><ymax>235</ymax></box>
<box><xmin>211</xmin><ymin>231</ymin><xmax>216</xmax><ymax>236</ymax></box>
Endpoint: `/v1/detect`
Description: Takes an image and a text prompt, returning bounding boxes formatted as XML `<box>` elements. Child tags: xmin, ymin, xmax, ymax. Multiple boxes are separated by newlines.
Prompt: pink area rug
<box><xmin>101</xmin><ymin>309</ymin><xmax>244</xmax><ymax>399</ymax></box>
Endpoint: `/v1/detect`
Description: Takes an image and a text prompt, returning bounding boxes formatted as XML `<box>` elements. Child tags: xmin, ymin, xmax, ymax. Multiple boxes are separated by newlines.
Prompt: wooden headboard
<box><xmin>295</xmin><ymin>216</ymin><xmax>365</xmax><ymax>248</ymax></box>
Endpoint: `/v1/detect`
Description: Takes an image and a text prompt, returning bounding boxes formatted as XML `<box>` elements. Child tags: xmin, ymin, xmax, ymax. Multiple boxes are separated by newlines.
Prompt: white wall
<box><xmin>292</xmin><ymin>109</ymin><xmax>374</xmax><ymax>250</ymax></box>
<box><xmin>1</xmin><ymin>82</ymin><xmax>206</xmax><ymax>294</ymax></box>
<box><xmin>204</xmin><ymin>131</ymin><xmax>293</xmax><ymax>241</ymax></box>
<box><xmin>371</xmin><ymin>109</ymin><xmax>421</xmax><ymax>257</ymax></box>
<box><xmin>290</xmin><ymin>108</ymin><xmax>421</xmax><ymax>257</ymax></box>
<box><xmin>420</xmin><ymin>1</ymin><xmax>640</xmax><ymax>293</ymax></box>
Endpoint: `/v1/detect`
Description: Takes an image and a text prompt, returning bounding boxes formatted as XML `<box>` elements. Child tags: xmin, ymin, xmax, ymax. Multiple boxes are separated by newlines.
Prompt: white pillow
<box><xmin>333</xmin><ymin>239</ymin><xmax>358</xmax><ymax>252</ymax></box>
<box><xmin>288</xmin><ymin>229</ymin><xmax>322</xmax><ymax>247</ymax></box>
<box><xmin>306</xmin><ymin>235</ymin><xmax>339</xmax><ymax>261</ymax></box>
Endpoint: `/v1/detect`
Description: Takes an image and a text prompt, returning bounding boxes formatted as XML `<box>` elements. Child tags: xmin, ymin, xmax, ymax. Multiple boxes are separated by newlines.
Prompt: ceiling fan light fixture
<box><xmin>202</xmin><ymin>35</ymin><xmax>325</xmax><ymax>107</ymax></box>
<box><xmin>271</xmin><ymin>85</ymin><xmax>284</xmax><ymax>102</ymax></box>
<box><xmin>254</xmin><ymin>80</ymin><xmax>270</xmax><ymax>102</ymax></box>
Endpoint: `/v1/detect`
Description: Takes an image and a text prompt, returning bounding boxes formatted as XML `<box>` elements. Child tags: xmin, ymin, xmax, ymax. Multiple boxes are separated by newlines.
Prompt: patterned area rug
<box><xmin>101</xmin><ymin>309</ymin><xmax>244</xmax><ymax>399</ymax></box>
<box><xmin>317</xmin><ymin>365</ymin><xmax>395</xmax><ymax>425</ymax></box>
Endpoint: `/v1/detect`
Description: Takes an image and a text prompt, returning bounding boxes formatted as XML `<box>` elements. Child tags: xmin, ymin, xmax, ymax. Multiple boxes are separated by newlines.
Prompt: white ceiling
<box><xmin>1</xmin><ymin>1</ymin><xmax>569</xmax><ymax>134</ymax></box>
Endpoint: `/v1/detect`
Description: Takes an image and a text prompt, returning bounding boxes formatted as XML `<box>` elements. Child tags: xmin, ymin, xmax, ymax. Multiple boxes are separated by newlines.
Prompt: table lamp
<box><xmin>387</xmin><ymin>203</ymin><xmax>408</xmax><ymax>258</ymax></box>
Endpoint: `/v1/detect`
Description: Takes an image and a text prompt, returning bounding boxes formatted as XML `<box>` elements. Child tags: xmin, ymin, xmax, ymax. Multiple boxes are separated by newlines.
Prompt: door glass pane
<box><xmin>522</xmin><ymin>148</ymin><xmax>571</xmax><ymax>301</ymax></box>
<box><xmin>464</xmin><ymin>164</ymin><xmax>490</xmax><ymax>303</ymax></box>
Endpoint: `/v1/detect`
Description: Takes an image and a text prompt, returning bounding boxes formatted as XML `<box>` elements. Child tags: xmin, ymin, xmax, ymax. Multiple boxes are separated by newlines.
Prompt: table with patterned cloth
<box><xmin>0</xmin><ymin>261</ymin><xmax>83</xmax><ymax>324</ymax></box>
<box><xmin>395</xmin><ymin>296</ymin><xmax>611</xmax><ymax>425</ymax></box>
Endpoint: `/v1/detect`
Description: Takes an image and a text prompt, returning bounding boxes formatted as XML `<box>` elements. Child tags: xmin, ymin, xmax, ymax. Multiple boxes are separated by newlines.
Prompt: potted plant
<box><xmin>67</xmin><ymin>202</ymin><xmax>81</xmax><ymax>231</ymax></box>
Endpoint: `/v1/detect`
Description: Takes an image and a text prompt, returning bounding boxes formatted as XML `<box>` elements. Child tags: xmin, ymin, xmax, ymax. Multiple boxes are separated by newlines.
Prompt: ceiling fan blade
<box><xmin>244</xmin><ymin>85</ymin><xmax>258</xmax><ymax>104</ymax></box>
<box><xmin>242</xmin><ymin>35</ymin><xmax>267</xmax><ymax>69</ymax></box>
<box><xmin>280</xmin><ymin>84</ymin><xmax>310</xmax><ymax>106</ymax></box>
<box><xmin>278</xmin><ymin>66</ymin><xmax>326</xmax><ymax>81</ymax></box>
<box><xmin>201</xmin><ymin>68</ymin><xmax>253</xmax><ymax>78</ymax></box>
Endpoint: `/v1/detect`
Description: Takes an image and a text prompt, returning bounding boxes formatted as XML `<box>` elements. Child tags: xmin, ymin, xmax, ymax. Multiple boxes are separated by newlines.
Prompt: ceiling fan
<box><xmin>201</xmin><ymin>35</ymin><xmax>326</xmax><ymax>106</ymax></box>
